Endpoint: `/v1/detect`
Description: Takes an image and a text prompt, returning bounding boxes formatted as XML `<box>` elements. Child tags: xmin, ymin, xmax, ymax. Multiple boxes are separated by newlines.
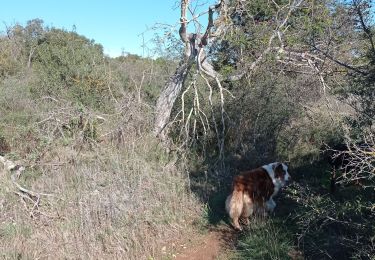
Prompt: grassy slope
<box><xmin>0</xmin><ymin>77</ymin><xmax>201</xmax><ymax>259</ymax></box>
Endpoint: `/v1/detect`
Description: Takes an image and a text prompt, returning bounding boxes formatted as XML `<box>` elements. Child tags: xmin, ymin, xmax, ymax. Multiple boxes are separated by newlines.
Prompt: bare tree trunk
<box><xmin>154</xmin><ymin>60</ymin><xmax>192</xmax><ymax>139</ymax></box>
<box><xmin>27</xmin><ymin>48</ymin><xmax>34</xmax><ymax>68</ymax></box>
<box><xmin>153</xmin><ymin>0</ymin><xmax>225</xmax><ymax>139</ymax></box>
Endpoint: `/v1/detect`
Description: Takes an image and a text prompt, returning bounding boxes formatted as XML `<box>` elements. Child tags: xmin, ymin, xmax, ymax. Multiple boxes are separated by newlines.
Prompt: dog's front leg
<box><xmin>265</xmin><ymin>198</ymin><xmax>276</xmax><ymax>213</ymax></box>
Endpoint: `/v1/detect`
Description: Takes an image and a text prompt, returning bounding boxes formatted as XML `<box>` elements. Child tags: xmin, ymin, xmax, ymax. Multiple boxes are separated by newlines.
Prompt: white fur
<box><xmin>265</xmin><ymin>198</ymin><xmax>276</xmax><ymax>212</ymax></box>
<box><xmin>225</xmin><ymin>191</ymin><xmax>244</xmax><ymax>230</ymax></box>
<box><xmin>242</xmin><ymin>193</ymin><xmax>254</xmax><ymax>217</ymax></box>
<box><xmin>262</xmin><ymin>163</ymin><xmax>282</xmax><ymax>195</ymax></box>
<box><xmin>282</xmin><ymin>163</ymin><xmax>291</xmax><ymax>182</ymax></box>
<box><xmin>262</xmin><ymin>162</ymin><xmax>290</xmax><ymax>212</ymax></box>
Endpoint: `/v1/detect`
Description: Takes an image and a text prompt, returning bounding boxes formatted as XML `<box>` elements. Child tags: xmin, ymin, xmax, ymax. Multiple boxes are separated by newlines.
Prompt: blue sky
<box><xmin>1</xmin><ymin>1</ymin><xmax>374</xmax><ymax>58</ymax></box>
<box><xmin>0</xmin><ymin>0</ymin><xmax>191</xmax><ymax>57</ymax></box>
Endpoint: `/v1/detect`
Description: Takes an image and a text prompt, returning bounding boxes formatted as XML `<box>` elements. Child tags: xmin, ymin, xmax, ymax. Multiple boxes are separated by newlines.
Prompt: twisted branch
<box><xmin>0</xmin><ymin>155</ymin><xmax>55</xmax><ymax>217</ymax></box>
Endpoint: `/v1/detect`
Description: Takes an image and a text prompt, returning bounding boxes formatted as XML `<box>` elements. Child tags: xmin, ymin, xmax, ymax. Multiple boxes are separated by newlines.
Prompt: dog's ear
<box><xmin>274</xmin><ymin>163</ymin><xmax>286</xmax><ymax>179</ymax></box>
<box><xmin>273</xmin><ymin>162</ymin><xmax>283</xmax><ymax>171</ymax></box>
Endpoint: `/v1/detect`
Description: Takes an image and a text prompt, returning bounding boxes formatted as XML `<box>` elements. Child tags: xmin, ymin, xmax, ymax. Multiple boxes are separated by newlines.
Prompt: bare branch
<box><xmin>227</xmin><ymin>0</ymin><xmax>304</xmax><ymax>81</ymax></box>
<box><xmin>353</xmin><ymin>0</ymin><xmax>375</xmax><ymax>56</ymax></box>
<box><xmin>154</xmin><ymin>0</ymin><xmax>226</xmax><ymax>139</ymax></box>
<box><xmin>311</xmin><ymin>45</ymin><xmax>368</xmax><ymax>76</ymax></box>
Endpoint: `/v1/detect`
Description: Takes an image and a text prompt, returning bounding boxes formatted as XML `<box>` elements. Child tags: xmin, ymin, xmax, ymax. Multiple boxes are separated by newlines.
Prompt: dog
<box><xmin>225</xmin><ymin>162</ymin><xmax>290</xmax><ymax>230</ymax></box>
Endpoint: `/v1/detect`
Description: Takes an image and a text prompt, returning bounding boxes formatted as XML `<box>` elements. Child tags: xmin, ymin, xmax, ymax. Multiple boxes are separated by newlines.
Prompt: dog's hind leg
<box><xmin>225</xmin><ymin>190</ymin><xmax>244</xmax><ymax>230</ymax></box>
<box><xmin>241</xmin><ymin>193</ymin><xmax>253</xmax><ymax>226</ymax></box>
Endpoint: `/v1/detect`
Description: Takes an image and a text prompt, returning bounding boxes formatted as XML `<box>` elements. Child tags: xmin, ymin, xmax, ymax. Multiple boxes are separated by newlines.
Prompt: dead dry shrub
<box><xmin>332</xmin><ymin>132</ymin><xmax>375</xmax><ymax>189</ymax></box>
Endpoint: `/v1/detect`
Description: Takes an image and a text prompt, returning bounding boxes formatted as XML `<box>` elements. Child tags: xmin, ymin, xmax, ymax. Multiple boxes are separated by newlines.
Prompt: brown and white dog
<box><xmin>225</xmin><ymin>162</ymin><xmax>290</xmax><ymax>230</ymax></box>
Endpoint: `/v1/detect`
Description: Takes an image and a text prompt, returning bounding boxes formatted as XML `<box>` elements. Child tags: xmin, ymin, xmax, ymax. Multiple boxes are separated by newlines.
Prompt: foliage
<box><xmin>111</xmin><ymin>54</ymin><xmax>176</xmax><ymax>105</ymax></box>
<box><xmin>0</xmin><ymin>0</ymin><xmax>374</xmax><ymax>258</ymax></box>
<box><xmin>32</xmin><ymin>28</ymin><xmax>111</xmax><ymax>107</ymax></box>
<box><xmin>341</xmin><ymin>41</ymin><xmax>375</xmax><ymax>130</ymax></box>
<box><xmin>0</xmin><ymin>37</ymin><xmax>23</xmax><ymax>78</ymax></box>
<box><xmin>287</xmin><ymin>180</ymin><xmax>375</xmax><ymax>259</ymax></box>
<box><xmin>224</xmin><ymin>70</ymin><xmax>300</xmax><ymax>165</ymax></box>
<box><xmin>183</xmin><ymin>0</ymin><xmax>375</xmax><ymax>259</ymax></box>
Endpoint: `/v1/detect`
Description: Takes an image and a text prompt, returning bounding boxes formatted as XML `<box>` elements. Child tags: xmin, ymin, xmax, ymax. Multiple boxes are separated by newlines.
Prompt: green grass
<box><xmin>0</xmin><ymin>222</ymin><xmax>32</xmax><ymax>239</ymax></box>
<box><xmin>234</xmin><ymin>219</ymin><xmax>295</xmax><ymax>260</ymax></box>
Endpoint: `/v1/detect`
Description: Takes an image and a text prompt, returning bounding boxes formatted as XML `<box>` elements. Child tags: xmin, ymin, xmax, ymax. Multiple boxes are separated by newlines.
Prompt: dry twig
<box><xmin>0</xmin><ymin>155</ymin><xmax>55</xmax><ymax>217</ymax></box>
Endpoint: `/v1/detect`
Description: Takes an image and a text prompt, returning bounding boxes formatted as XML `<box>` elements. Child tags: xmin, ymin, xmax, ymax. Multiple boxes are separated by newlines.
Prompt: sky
<box><xmin>0</xmin><ymin>0</ymin><xmax>190</xmax><ymax>57</ymax></box>
<box><xmin>1</xmin><ymin>1</ymin><xmax>374</xmax><ymax>58</ymax></box>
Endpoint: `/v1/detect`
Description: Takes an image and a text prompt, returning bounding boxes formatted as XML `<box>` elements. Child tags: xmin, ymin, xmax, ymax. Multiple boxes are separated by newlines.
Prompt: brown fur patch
<box><xmin>274</xmin><ymin>163</ymin><xmax>286</xmax><ymax>179</ymax></box>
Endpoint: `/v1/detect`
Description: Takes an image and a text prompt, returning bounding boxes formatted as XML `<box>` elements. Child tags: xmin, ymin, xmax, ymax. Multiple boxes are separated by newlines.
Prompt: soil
<box><xmin>175</xmin><ymin>226</ymin><xmax>238</xmax><ymax>260</ymax></box>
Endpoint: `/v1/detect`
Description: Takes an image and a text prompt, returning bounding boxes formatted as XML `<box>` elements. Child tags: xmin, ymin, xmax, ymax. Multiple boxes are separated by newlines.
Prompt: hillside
<box><xmin>1</xmin><ymin>1</ymin><xmax>375</xmax><ymax>259</ymax></box>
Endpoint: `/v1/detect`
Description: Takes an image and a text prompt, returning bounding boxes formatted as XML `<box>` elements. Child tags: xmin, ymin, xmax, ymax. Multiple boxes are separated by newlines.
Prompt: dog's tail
<box><xmin>225</xmin><ymin>176</ymin><xmax>245</xmax><ymax>230</ymax></box>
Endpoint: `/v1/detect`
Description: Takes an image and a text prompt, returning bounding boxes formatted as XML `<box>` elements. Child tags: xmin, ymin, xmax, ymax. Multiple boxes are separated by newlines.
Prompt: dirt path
<box><xmin>175</xmin><ymin>226</ymin><xmax>238</xmax><ymax>260</ymax></box>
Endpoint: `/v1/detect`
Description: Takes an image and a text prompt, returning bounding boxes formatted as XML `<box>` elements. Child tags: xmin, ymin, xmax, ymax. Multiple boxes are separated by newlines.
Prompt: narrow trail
<box><xmin>175</xmin><ymin>226</ymin><xmax>238</xmax><ymax>260</ymax></box>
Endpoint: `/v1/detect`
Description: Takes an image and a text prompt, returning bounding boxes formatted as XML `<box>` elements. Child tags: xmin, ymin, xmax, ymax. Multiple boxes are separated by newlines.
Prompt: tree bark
<box><xmin>153</xmin><ymin>0</ymin><xmax>225</xmax><ymax>139</ymax></box>
<box><xmin>153</xmin><ymin>60</ymin><xmax>192</xmax><ymax>139</ymax></box>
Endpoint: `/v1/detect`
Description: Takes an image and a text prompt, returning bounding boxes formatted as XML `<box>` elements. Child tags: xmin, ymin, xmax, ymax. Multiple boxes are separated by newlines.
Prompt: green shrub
<box><xmin>32</xmin><ymin>28</ymin><xmax>111</xmax><ymax>108</ymax></box>
<box><xmin>0</xmin><ymin>38</ymin><xmax>23</xmax><ymax>78</ymax></box>
<box><xmin>285</xmin><ymin>178</ymin><xmax>375</xmax><ymax>259</ymax></box>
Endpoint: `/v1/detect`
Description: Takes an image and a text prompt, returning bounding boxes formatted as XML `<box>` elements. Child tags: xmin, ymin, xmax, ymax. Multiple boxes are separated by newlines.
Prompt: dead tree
<box><xmin>154</xmin><ymin>0</ymin><xmax>227</xmax><ymax>141</ymax></box>
<box><xmin>153</xmin><ymin>0</ymin><xmax>342</xmax><ymax>158</ymax></box>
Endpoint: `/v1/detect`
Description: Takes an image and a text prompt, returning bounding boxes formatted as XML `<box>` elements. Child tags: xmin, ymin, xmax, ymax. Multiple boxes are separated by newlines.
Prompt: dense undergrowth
<box><xmin>195</xmin><ymin>159</ymin><xmax>374</xmax><ymax>260</ymax></box>
<box><xmin>1</xmin><ymin>2</ymin><xmax>375</xmax><ymax>258</ymax></box>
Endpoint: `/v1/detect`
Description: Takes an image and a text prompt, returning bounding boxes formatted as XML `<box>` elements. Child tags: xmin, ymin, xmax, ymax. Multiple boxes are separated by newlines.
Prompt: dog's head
<box><xmin>273</xmin><ymin>162</ymin><xmax>290</xmax><ymax>187</ymax></box>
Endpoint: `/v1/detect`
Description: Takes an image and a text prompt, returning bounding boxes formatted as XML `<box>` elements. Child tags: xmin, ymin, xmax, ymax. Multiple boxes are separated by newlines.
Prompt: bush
<box><xmin>286</xmin><ymin>181</ymin><xmax>375</xmax><ymax>259</ymax></box>
<box><xmin>0</xmin><ymin>37</ymin><xmax>23</xmax><ymax>78</ymax></box>
<box><xmin>32</xmin><ymin>28</ymin><xmax>111</xmax><ymax>108</ymax></box>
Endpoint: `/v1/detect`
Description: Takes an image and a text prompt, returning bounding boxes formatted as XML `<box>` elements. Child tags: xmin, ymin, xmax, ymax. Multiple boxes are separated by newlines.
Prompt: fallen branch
<box><xmin>0</xmin><ymin>155</ymin><xmax>55</xmax><ymax>216</ymax></box>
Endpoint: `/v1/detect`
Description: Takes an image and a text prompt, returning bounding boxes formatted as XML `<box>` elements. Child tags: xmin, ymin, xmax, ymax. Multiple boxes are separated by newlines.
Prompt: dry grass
<box><xmin>0</xmin><ymin>87</ymin><xmax>201</xmax><ymax>259</ymax></box>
